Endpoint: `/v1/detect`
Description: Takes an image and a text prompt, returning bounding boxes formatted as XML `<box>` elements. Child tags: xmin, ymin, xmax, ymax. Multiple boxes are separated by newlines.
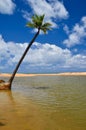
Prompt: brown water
<box><xmin>0</xmin><ymin>76</ymin><xmax>86</xmax><ymax>130</ymax></box>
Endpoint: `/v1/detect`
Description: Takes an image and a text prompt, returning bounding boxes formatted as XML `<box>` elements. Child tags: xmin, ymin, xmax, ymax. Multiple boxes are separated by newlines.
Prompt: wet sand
<box><xmin>0</xmin><ymin>72</ymin><xmax>86</xmax><ymax>77</ymax></box>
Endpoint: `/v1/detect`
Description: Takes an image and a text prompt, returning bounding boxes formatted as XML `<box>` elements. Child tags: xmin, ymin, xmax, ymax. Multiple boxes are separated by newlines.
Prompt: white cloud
<box><xmin>63</xmin><ymin>25</ymin><xmax>70</xmax><ymax>34</ymax></box>
<box><xmin>0</xmin><ymin>0</ymin><xmax>16</xmax><ymax>14</ymax></box>
<box><xmin>23</xmin><ymin>0</ymin><xmax>68</xmax><ymax>28</ymax></box>
<box><xmin>63</xmin><ymin>16</ymin><xmax>86</xmax><ymax>47</ymax></box>
<box><xmin>0</xmin><ymin>35</ymin><xmax>86</xmax><ymax>73</ymax></box>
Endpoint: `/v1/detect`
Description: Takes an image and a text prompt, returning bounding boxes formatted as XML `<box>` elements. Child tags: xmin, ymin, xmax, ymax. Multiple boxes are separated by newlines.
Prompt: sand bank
<box><xmin>0</xmin><ymin>73</ymin><xmax>35</xmax><ymax>77</ymax></box>
<box><xmin>0</xmin><ymin>72</ymin><xmax>86</xmax><ymax>77</ymax></box>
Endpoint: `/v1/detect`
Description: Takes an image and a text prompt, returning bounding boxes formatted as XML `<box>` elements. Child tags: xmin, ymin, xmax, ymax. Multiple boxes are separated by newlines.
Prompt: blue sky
<box><xmin>0</xmin><ymin>0</ymin><xmax>86</xmax><ymax>73</ymax></box>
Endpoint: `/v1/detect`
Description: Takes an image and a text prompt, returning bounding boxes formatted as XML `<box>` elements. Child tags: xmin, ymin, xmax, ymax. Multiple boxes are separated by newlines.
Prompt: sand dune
<box><xmin>0</xmin><ymin>72</ymin><xmax>86</xmax><ymax>77</ymax></box>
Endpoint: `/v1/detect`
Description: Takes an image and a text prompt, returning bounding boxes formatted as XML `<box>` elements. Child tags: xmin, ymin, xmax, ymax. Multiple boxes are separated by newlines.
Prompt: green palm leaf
<box><xmin>26</xmin><ymin>14</ymin><xmax>52</xmax><ymax>33</ymax></box>
<box><xmin>26</xmin><ymin>22</ymin><xmax>35</xmax><ymax>28</ymax></box>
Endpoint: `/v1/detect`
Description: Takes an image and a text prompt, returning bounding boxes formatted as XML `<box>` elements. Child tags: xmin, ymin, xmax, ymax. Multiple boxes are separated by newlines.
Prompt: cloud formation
<box><xmin>0</xmin><ymin>0</ymin><xmax>16</xmax><ymax>14</ymax></box>
<box><xmin>63</xmin><ymin>16</ymin><xmax>86</xmax><ymax>47</ymax></box>
<box><xmin>23</xmin><ymin>0</ymin><xmax>68</xmax><ymax>27</ymax></box>
<box><xmin>0</xmin><ymin>35</ymin><xmax>86</xmax><ymax>73</ymax></box>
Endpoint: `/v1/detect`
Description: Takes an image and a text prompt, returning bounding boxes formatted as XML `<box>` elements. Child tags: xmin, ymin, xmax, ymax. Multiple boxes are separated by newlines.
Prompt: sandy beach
<box><xmin>0</xmin><ymin>72</ymin><xmax>86</xmax><ymax>77</ymax></box>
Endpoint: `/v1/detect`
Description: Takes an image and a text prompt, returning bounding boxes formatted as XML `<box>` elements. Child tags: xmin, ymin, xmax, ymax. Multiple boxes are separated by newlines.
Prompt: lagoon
<box><xmin>0</xmin><ymin>75</ymin><xmax>86</xmax><ymax>130</ymax></box>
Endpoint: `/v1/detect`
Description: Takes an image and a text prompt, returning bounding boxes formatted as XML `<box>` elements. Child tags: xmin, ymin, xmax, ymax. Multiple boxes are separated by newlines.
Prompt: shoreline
<box><xmin>0</xmin><ymin>72</ymin><xmax>86</xmax><ymax>77</ymax></box>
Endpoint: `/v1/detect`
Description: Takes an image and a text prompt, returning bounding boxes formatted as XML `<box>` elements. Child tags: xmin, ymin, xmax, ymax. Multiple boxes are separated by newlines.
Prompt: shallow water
<box><xmin>0</xmin><ymin>76</ymin><xmax>86</xmax><ymax>130</ymax></box>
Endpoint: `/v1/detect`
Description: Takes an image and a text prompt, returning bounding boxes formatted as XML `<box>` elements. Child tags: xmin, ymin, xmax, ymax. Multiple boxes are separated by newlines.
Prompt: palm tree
<box><xmin>0</xmin><ymin>14</ymin><xmax>52</xmax><ymax>90</ymax></box>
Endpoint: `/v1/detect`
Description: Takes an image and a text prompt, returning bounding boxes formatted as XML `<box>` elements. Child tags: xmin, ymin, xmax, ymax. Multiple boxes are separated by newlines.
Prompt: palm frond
<box><xmin>41</xmin><ymin>22</ymin><xmax>52</xmax><ymax>33</ymax></box>
<box><xmin>26</xmin><ymin>22</ymin><xmax>36</xmax><ymax>28</ymax></box>
<box><xmin>39</xmin><ymin>14</ymin><xmax>45</xmax><ymax>23</ymax></box>
<box><xmin>41</xmin><ymin>28</ymin><xmax>47</xmax><ymax>34</ymax></box>
<box><xmin>42</xmin><ymin>23</ymin><xmax>52</xmax><ymax>29</ymax></box>
<box><xmin>26</xmin><ymin>14</ymin><xmax>52</xmax><ymax>34</ymax></box>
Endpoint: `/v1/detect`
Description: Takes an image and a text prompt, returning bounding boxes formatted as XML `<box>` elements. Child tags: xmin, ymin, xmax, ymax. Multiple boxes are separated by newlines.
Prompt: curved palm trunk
<box><xmin>8</xmin><ymin>29</ymin><xmax>40</xmax><ymax>89</ymax></box>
